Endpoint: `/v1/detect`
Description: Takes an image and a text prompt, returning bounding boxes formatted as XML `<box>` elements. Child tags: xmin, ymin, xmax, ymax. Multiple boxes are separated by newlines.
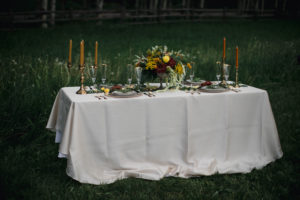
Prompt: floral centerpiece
<box><xmin>134</xmin><ymin>45</ymin><xmax>192</xmax><ymax>89</ymax></box>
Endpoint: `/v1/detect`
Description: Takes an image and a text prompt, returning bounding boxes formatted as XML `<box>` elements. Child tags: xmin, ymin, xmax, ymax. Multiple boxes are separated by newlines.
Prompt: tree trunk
<box><xmin>275</xmin><ymin>0</ymin><xmax>278</xmax><ymax>9</ymax></box>
<box><xmin>261</xmin><ymin>0</ymin><xmax>264</xmax><ymax>15</ymax></box>
<box><xmin>154</xmin><ymin>0</ymin><xmax>159</xmax><ymax>18</ymax></box>
<box><xmin>149</xmin><ymin>0</ymin><xmax>153</xmax><ymax>10</ymax></box>
<box><xmin>282</xmin><ymin>0</ymin><xmax>287</xmax><ymax>12</ymax></box>
<box><xmin>61</xmin><ymin>0</ymin><xmax>66</xmax><ymax>10</ymax></box>
<box><xmin>186</xmin><ymin>0</ymin><xmax>191</xmax><ymax>19</ymax></box>
<box><xmin>246</xmin><ymin>0</ymin><xmax>250</xmax><ymax>10</ymax></box>
<box><xmin>200</xmin><ymin>0</ymin><xmax>205</xmax><ymax>9</ymax></box>
<box><xmin>96</xmin><ymin>0</ymin><xmax>104</xmax><ymax>25</ymax></box>
<box><xmin>241</xmin><ymin>0</ymin><xmax>247</xmax><ymax>13</ymax></box>
<box><xmin>41</xmin><ymin>0</ymin><xmax>48</xmax><ymax>28</ymax></box>
<box><xmin>255</xmin><ymin>0</ymin><xmax>259</xmax><ymax>12</ymax></box>
<box><xmin>182</xmin><ymin>0</ymin><xmax>186</xmax><ymax>7</ymax></box>
<box><xmin>237</xmin><ymin>0</ymin><xmax>243</xmax><ymax>13</ymax></box>
<box><xmin>50</xmin><ymin>0</ymin><xmax>56</xmax><ymax>26</ymax></box>
<box><xmin>135</xmin><ymin>0</ymin><xmax>139</xmax><ymax>16</ymax></box>
<box><xmin>83</xmin><ymin>0</ymin><xmax>87</xmax><ymax>9</ymax></box>
<box><xmin>121</xmin><ymin>0</ymin><xmax>126</xmax><ymax>22</ymax></box>
<box><xmin>161</xmin><ymin>0</ymin><xmax>167</xmax><ymax>21</ymax></box>
<box><xmin>163</xmin><ymin>0</ymin><xmax>168</xmax><ymax>10</ymax></box>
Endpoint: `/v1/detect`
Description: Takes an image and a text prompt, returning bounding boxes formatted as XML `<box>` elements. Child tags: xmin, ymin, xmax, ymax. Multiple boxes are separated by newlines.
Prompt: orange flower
<box><xmin>153</xmin><ymin>57</ymin><xmax>161</xmax><ymax>63</ymax></box>
<box><xmin>187</xmin><ymin>63</ymin><xmax>192</xmax><ymax>69</ymax></box>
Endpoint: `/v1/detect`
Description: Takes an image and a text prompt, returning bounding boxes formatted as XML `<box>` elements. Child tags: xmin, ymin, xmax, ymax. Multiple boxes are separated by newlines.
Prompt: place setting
<box><xmin>66</xmin><ymin>39</ymin><xmax>248</xmax><ymax>101</ymax></box>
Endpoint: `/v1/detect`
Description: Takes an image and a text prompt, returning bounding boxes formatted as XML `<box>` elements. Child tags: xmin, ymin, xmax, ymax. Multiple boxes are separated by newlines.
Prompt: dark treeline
<box><xmin>1</xmin><ymin>0</ymin><xmax>299</xmax><ymax>29</ymax></box>
<box><xmin>2</xmin><ymin>0</ymin><xmax>299</xmax><ymax>12</ymax></box>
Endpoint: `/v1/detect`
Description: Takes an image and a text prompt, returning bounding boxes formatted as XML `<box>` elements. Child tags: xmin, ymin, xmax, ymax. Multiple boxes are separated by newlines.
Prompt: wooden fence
<box><xmin>0</xmin><ymin>8</ymin><xmax>277</xmax><ymax>27</ymax></box>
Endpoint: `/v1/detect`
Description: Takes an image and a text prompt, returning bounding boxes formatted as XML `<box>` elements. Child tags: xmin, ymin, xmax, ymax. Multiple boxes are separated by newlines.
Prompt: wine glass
<box><xmin>89</xmin><ymin>65</ymin><xmax>97</xmax><ymax>88</ymax></box>
<box><xmin>101</xmin><ymin>63</ymin><xmax>107</xmax><ymax>85</ymax></box>
<box><xmin>127</xmin><ymin>64</ymin><xmax>133</xmax><ymax>85</ymax></box>
<box><xmin>224</xmin><ymin>64</ymin><xmax>230</xmax><ymax>83</ymax></box>
<box><xmin>216</xmin><ymin>61</ymin><xmax>221</xmax><ymax>84</ymax></box>
<box><xmin>135</xmin><ymin>67</ymin><xmax>142</xmax><ymax>87</ymax></box>
<box><xmin>189</xmin><ymin>64</ymin><xmax>195</xmax><ymax>87</ymax></box>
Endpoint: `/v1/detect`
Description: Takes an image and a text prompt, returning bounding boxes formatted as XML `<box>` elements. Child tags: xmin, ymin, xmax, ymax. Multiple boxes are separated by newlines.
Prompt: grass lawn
<box><xmin>0</xmin><ymin>19</ymin><xmax>300</xmax><ymax>199</ymax></box>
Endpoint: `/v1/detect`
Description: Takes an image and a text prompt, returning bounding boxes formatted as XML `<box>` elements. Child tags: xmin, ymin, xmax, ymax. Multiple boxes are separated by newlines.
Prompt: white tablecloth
<box><xmin>46</xmin><ymin>86</ymin><xmax>283</xmax><ymax>185</ymax></box>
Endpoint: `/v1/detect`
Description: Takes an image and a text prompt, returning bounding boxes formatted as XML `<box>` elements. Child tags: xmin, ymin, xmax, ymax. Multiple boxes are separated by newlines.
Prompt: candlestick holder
<box><xmin>67</xmin><ymin>62</ymin><xmax>72</xmax><ymax>72</ymax></box>
<box><xmin>235</xmin><ymin>68</ymin><xmax>240</xmax><ymax>88</ymax></box>
<box><xmin>76</xmin><ymin>64</ymin><xmax>87</xmax><ymax>94</ymax></box>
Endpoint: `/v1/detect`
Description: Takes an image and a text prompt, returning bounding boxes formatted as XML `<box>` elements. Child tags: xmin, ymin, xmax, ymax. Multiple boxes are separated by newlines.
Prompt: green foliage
<box><xmin>0</xmin><ymin>20</ymin><xmax>300</xmax><ymax>199</ymax></box>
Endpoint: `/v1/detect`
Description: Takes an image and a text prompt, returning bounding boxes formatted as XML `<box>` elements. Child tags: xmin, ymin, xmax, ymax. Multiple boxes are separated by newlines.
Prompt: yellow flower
<box><xmin>104</xmin><ymin>88</ymin><xmax>110</xmax><ymax>95</ymax></box>
<box><xmin>146</xmin><ymin>60</ymin><xmax>157</xmax><ymax>70</ymax></box>
<box><xmin>162</xmin><ymin>55</ymin><xmax>170</xmax><ymax>63</ymax></box>
<box><xmin>101</xmin><ymin>87</ymin><xmax>105</xmax><ymax>91</ymax></box>
<box><xmin>187</xmin><ymin>63</ymin><xmax>192</xmax><ymax>69</ymax></box>
<box><xmin>175</xmin><ymin>63</ymin><xmax>183</xmax><ymax>75</ymax></box>
<box><xmin>153</xmin><ymin>57</ymin><xmax>161</xmax><ymax>62</ymax></box>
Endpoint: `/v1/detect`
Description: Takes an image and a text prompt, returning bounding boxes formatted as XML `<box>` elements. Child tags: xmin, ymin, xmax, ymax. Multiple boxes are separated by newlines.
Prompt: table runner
<box><xmin>46</xmin><ymin>86</ymin><xmax>283</xmax><ymax>184</ymax></box>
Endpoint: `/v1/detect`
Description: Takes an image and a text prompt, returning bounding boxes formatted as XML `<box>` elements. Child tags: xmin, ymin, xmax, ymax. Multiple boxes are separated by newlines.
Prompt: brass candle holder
<box><xmin>76</xmin><ymin>63</ymin><xmax>87</xmax><ymax>94</ymax></box>
<box><xmin>235</xmin><ymin>67</ymin><xmax>240</xmax><ymax>88</ymax></box>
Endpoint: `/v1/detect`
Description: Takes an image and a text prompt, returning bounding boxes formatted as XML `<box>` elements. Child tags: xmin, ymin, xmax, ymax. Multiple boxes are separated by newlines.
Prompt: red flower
<box><xmin>156</xmin><ymin>63</ymin><xmax>167</xmax><ymax>73</ymax></box>
<box><xmin>200</xmin><ymin>81</ymin><xmax>212</xmax><ymax>87</ymax></box>
<box><xmin>111</xmin><ymin>85</ymin><xmax>122</xmax><ymax>91</ymax></box>
<box><xmin>167</xmin><ymin>57</ymin><xmax>176</xmax><ymax>68</ymax></box>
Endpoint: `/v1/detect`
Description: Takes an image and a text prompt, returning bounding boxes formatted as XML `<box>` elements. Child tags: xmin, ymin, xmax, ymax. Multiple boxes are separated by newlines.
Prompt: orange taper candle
<box><xmin>80</xmin><ymin>40</ymin><xmax>84</xmax><ymax>66</ymax></box>
<box><xmin>236</xmin><ymin>46</ymin><xmax>239</xmax><ymax>69</ymax></box>
<box><xmin>223</xmin><ymin>37</ymin><xmax>226</xmax><ymax>59</ymax></box>
<box><xmin>95</xmin><ymin>41</ymin><xmax>98</xmax><ymax>66</ymax></box>
<box><xmin>68</xmin><ymin>40</ymin><xmax>72</xmax><ymax>64</ymax></box>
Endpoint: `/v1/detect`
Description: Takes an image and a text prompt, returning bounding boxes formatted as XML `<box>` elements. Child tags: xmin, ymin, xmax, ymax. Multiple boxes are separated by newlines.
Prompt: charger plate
<box><xmin>108</xmin><ymin>91</ymin><xmax>142</xmax><ymax>98</ymax></box>
<box><xmin>199</xmin><ymin>85</ymin><xmax>230</xmax><ymax>93</ymax></box>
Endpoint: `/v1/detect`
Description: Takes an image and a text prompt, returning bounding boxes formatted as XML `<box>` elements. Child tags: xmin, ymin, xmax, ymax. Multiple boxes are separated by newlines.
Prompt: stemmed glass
<box><xmin>101</xmin><ymin>63</ymin><xmax>107</xmax><ymax>85</ymax></box>
<box><xmin>224</xmin><ymin>64</ymin><xmax>230</xmax><ymax>83</ymax></box>
<box><xmin>216</xmin><ymin>61</ymin><xmax>221</xmax><ymax>84</ymax></box>
<box><xmin>135</xmin><ymin>67</ymin><xmax>142</xmax><ymax>87</ymax></box>
<box><xmin>89</xmin><ymin>65</ymin><xmax>97</xmax><ymax>88</ymax></box>
<box><xmin>127</xmin><ymin>64</ymin><xmax>133</xmax><ymax>85</ymax></box>
<box><xmin>189</xmin><ymin>63</ymin><xmax>195</xmax><ymax>87</ymax></box>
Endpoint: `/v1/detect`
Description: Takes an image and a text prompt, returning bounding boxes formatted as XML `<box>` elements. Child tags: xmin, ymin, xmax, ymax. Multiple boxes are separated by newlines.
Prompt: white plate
<box><xmin>109</xmin><ymin>91</ymin><xmax>142</xmax><ymax>98</ymax></box>
<box><xmin>199</xmin><ymin>85</ymin><xmax>230</xmax><ymax>93</ymax></box>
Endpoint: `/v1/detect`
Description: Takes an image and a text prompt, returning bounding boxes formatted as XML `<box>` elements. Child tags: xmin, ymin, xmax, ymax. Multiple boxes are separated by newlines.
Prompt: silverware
<box><xmin>186</xmin><ymin>90</ymin><xmax>200</xmax><ymax>95</ymax></box>
<box><xmin>228</xmin><ymin>86</ymin><xmax>241</xmax><ymax>93</ymax></box>
<box><xmin>149</xmin><ymin>92</ymin><xmax>156</xmax><ymax>97</ymax></box>
<box><xmin>95</xmin><ymin>95</ymin><xmax>107</xmax><ymax>100</ymax></box>
<box><xmin>95</xmin><ymin>96</ymin><xmax>102</xmax><ymax>100</ymax></box>
<box><xmin>144</xmin><ymin>92</ymin><xmax>155</xmax><ymax>97</ymax></box>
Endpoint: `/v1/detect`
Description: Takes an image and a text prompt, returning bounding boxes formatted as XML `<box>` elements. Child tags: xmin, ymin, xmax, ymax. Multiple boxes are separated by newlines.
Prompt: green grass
<box><xmin>0</xmin><ymin>19</ymin><xmax>300</xmax><ymax>199</ymax></box>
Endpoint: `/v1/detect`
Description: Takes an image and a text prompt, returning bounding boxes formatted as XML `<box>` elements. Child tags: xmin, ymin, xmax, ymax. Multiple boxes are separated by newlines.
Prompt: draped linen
<box><xmin>46</xmin><ymin>86</ymin><xmax>282</xmax><ymax>185</ymax></box>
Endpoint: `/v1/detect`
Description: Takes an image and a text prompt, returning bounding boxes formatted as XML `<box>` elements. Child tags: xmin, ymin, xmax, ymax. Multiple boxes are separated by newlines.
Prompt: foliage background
<box><xmin>0</xmin><ymin>19</ymin><xmax>300</xmax><ymax>199</ymax></box>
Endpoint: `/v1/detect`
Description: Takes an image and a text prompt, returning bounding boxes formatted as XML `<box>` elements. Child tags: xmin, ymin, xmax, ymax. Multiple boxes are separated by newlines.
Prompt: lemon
<box><xmin>162</xmin><ymin>55</ymin><xmax>170</xmax><ymax>63</ymax></box>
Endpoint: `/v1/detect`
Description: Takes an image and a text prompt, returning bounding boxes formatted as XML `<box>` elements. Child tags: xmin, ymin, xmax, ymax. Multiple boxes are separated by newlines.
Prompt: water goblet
<box><xmin>135</xmin><ymin>67</ymin><xmax>142</xmax><ymax>87</ymax></box>
<box><xmin>89</xmin><ymin>65</ymin><xmax>97</xmax><ymax>88</ymax></box>
<box><xmin>101</xmin><ymin>63</ymin><xmax>107</xmax><ymax>85</ymax></box>
<box><xmin>216</xmin><ymin>61</ymin><xmax>221</xmax><ymax>84</ymax></box>
<box><xmin>224</xmin><ymin>64</ymin><xmax>230</xmax><ymax>83</ymax></box>
<box><xmin>127</xmin><ymin>64</ymin><xmax>133</xmax><ymax>85</ymax></box>
<box><xmin>189</xmin><ymin>66</ymin><xmax>195</xmax><ymax>87</ymax></box>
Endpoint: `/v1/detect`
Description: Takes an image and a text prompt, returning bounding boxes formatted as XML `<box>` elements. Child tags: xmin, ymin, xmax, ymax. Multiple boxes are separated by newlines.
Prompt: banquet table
<box><xmin>46</xmin><ymin>86</ymin><xmax>283</xmax><ymax>185</ymax></box>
